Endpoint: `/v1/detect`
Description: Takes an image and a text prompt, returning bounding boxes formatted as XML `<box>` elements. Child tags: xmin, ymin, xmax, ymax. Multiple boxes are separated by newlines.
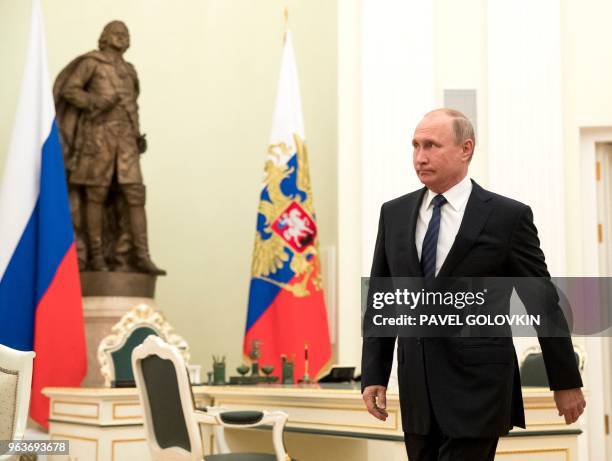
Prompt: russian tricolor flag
<box><xmin>244</xmin><ymin>31</ymin><xmax>331</xmax><ymax>381</ymax></box>
<box><xmin>0</xmin><ymin>0</ymin><xmax>86</xmax><ymax>427</ymax></box>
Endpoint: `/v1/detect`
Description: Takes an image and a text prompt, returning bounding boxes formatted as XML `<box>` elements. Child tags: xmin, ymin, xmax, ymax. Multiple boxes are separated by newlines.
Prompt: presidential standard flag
<box><xmin>244</xmin><ymin>31</ymin><xmax>331</xmax><ymax>381</ymax></box>
<box><xmin>0</xmin><ymin>0</ymin><xmax>86</xmax><ymax>427</ymax></box>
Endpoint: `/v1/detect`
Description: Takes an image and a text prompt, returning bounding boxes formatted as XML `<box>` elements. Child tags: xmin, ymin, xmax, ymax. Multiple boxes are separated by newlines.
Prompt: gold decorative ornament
<box><xmin>251</xmin><ymin>133</ymin><xmax>324</xmax><ymax>298</ymax></box>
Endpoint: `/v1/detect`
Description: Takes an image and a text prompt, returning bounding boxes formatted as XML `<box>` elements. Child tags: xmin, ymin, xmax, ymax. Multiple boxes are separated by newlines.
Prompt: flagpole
<box><xmin>244</xmin><ymin>0</ymin><xmax>330</xmax><ymax>386</ymax></box>
<box><xmin>283</xmin><ymin>7</ymin><xmax>289</xmax><ymax>43</ymax></box>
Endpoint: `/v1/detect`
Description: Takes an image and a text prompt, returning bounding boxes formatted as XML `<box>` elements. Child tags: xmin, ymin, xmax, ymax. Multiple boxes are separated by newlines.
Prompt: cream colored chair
<box><xmin>98</xmin><ymin>303</ymin><xmax>189</xmax><ymax>387</ymax></box>
<box><xmin>0</xmin><ymin>344</ymin><xmax>35</xmax><ymax>461</ymax></box>
<box><xmin>132</xmin><ymin>336</ymin><xmax>292</xmax><ymax>461</ymax></box>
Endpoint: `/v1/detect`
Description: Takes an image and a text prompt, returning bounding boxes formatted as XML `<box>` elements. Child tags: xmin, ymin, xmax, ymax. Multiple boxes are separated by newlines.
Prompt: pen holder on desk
<box><xmin>213</xmin><ymin>362</ymin><xmax>226</xmax><ymax>385</ymax></box>
<box><xmin>188</xmin><ymin>364</ymin><xmax>201</xmax><ymax>384</ymax></box>
<box><xmin>282</xmin><ymin>361</ymin><xmax>294</xmax><ymax>384</ymax></box>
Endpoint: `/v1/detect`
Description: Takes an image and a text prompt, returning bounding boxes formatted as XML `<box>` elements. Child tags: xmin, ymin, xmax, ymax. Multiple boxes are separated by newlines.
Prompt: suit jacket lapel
<box><xmin>398</xmin><ymin>187</ymin><xmax>426</xmax><ymax>276</ymax></box>
<box><xmin>437</xmin><ymin>180</ymin><xmax>494</xmax><ymax>277</ymax></box>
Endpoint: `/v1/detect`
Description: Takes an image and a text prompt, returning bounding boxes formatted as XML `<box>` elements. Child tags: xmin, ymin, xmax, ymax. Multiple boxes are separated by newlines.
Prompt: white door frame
<box><xmin>580</xmin><ymin>126</ymin><xmax>612</xmax><ymax>460</ymax></box>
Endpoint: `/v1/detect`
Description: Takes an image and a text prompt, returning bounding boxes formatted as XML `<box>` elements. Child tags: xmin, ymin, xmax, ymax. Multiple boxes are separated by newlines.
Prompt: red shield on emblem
<box><xmin>271</xmin><ymin>202</ymin><xmax>317</xmax><ymax>253</ymax></box>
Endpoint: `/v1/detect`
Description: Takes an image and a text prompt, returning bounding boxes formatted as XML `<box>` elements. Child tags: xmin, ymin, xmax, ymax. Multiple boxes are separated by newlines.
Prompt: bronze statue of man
<box><xmin>54</xmin><ymin>21</ymin><xmax>165</xmax><ymax>275</ymax></box>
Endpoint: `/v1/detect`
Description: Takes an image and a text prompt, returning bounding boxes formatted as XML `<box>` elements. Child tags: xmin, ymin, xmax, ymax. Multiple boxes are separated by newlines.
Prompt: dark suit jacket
<box><xmin>361</xmin><ymin>180</ymin><xmax>583</xmax><ymax>438</ymax></box>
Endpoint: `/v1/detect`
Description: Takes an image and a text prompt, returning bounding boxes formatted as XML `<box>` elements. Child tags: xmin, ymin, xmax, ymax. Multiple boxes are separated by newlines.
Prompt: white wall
<box><xmin>562</xmin><ymin>0</ymin><xmax>612</xmax><ymax>275</ymax></box>
<box><xmin>337</xmin><ymin>0</ymin><xmax>362</xmax><ymax>366</ymax></box>
<box><xmin>433</xmin><ymin>0</ymin><xmax>488</xmax><ymax>184</ymax></box>
<box><xmin>562</xmin><ymin>2</ymin><xmax>612</xmax><ymax>457</ymax></box>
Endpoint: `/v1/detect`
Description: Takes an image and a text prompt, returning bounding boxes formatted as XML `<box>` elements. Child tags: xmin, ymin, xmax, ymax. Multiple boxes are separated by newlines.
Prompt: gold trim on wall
<box><xmin>52</xmin><ymin>400</ymin><xmax>100</xmax><ymax>420</ymax></box>
<box><xmin>286</xmin><ymin>412</ymin><xmax>399</xmax><ymax>432</ymax></box>
<box><xmin>50</xmin><ymin>432</ymin><xmax>99</xmax><ymax>461</ymax></box>
<box><xmin>523</xmin><ymin>404</ymin><xmax>568</xmax><ymax>427</ymax></box>
<box><xmin>215</xmin><ymin>398</ymin><xmax>399</xmax><ymax>432</ymax></box>
<box><xmin>112</xmin><ymin>402</ymin><xmax>142</xmax><ymax>420</ymax></box>
<box><xmin>111</xmin><ymin>438</ymin><xmax>147</xmax><ymax>461</ymax></box>
<box><xmin>203</xmin><ymin>385</ymin><xmax>399</xmax><ymax>397</ymax></box>
<box><xmin>496</xmin><ymin>447</ymin><xmax>569</xmax><ymax>461</ymax></box>
<box><xmin>526</xmin><ymin>420</ymin><xmax>569</xmax><ymax>427</ymax></box>
<box><xmin>524</xmin><ymin>404</ymin><xmax>557</xmax><ymax>410</ymax></box>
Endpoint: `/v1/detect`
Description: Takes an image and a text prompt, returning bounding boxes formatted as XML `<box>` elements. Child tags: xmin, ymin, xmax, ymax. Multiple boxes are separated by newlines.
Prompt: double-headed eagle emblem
<box><xmin>251</xmin><ymin>134</ymin><xmax>323</xmax><ymax>297</ymax></box>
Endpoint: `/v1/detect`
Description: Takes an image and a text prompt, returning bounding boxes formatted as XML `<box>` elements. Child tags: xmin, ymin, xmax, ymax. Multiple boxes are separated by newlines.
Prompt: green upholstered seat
<box><xmin>219</xmin><ymin>411</ymin><xmax>264</xmax><ymax>425</ymax></box>
<box><xmin>111</xmin><ymin>327</ymin><xmax>158</xmax><ymax>383</ymax></box>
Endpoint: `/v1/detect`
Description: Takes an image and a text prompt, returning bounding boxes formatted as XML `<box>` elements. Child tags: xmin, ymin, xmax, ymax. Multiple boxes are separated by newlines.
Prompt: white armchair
<box><xmin>0</xmin><ymin>344</ymin><xmax>35</xmax><ymax>461</ymax></box>
<box><xmin>132</xmin><ymin>336</ymin><xmax>292</xmax><ymax>461</ymax></box>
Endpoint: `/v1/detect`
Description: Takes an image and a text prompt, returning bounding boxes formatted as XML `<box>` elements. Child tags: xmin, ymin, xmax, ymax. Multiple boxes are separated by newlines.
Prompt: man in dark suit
<box><xmin>360</xmin><ymin>109</ymin><xmax>586</xmax><ymax>460</ymax></box>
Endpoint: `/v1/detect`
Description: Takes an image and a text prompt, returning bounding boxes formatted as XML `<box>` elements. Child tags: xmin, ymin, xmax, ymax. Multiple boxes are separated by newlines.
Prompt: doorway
<box><xmin>595</xmin><ymin>142</ymin><xmax>612</xmax><ymax>458</ymax></box>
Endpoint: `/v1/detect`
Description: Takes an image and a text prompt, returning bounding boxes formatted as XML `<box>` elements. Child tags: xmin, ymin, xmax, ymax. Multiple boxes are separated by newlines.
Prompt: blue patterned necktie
<box><xmin>421</xmin><ymin>194</ymin><xmax>447</xmax><ymax>278</ymax></box>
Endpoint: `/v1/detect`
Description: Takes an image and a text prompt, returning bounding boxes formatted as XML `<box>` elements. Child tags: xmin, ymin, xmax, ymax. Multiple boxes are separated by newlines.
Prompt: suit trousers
<box><xmin>404</xmin><ymin>432</ymin><xmax>498</xmax><ymax>461</ymax></box>
<box><xmin>403</xmin><ymin>343</ymin><xmax>499</xmax><ymax>461</ymax></box>
<box><xmin>403</xmin><ymin>406</ymin><xmax>499</xmax><ymax>461</ymax></box>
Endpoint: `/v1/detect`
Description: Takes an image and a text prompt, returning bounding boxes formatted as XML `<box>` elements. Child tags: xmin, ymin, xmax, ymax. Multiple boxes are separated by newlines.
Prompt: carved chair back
<box><xmin>98</xmin><ymin>304</ymin><xmax>189</xmax><ymax>387</ymax></box>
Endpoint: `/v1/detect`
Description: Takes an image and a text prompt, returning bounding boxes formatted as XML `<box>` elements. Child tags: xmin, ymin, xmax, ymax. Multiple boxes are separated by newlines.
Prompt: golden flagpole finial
<box><xmin>283</xmin><ymin>7</ymin><xmax>289</xmax><ymax>44</ymax></box>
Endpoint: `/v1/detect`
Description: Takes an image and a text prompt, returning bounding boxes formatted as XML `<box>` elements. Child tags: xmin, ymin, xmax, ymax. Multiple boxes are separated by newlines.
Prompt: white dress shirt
<box><xmin>415</xmin><ymin>175</ymin><xmax>473</xmax><ymax>276</ymax></box>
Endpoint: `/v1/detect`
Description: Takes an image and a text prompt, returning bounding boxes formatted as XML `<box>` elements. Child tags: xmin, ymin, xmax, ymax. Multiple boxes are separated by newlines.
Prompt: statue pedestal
<box><xmin>80</xmin><ymin>272</ymin><xmax>159</xmax><ymax>387</ymax></box>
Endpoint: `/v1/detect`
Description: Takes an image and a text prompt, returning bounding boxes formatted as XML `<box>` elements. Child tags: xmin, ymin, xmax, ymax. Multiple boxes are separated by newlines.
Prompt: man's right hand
<box><xmin>362</xmin><ymin>385</ymin><xmax>388</xmax><ymax>421</ymax></box>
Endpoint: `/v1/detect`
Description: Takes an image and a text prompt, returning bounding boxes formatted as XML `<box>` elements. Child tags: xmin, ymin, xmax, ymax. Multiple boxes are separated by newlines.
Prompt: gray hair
<box><xmin>426</xmin><ymin>108</ymin><xmax>476</xmax><ymax>158</ymax></box>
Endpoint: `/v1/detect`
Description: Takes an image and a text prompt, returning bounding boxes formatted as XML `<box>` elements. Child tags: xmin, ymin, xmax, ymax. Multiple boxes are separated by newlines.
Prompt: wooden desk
<box><xmin>43</xmin><ymin>385</ymin><xmax>580</xmax><ymax>461</ymax></box>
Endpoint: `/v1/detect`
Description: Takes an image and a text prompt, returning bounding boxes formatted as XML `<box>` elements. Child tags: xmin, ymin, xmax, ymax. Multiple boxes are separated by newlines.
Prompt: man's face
<box><xmin>107</xmin><ymin>24</ymin><xmax>130</xmax><ymax>53</ymax></box>
<box><xmin>412</xmin><ymin>113</ymin><xmax>471</xmax><ymax>193</ymax></box>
